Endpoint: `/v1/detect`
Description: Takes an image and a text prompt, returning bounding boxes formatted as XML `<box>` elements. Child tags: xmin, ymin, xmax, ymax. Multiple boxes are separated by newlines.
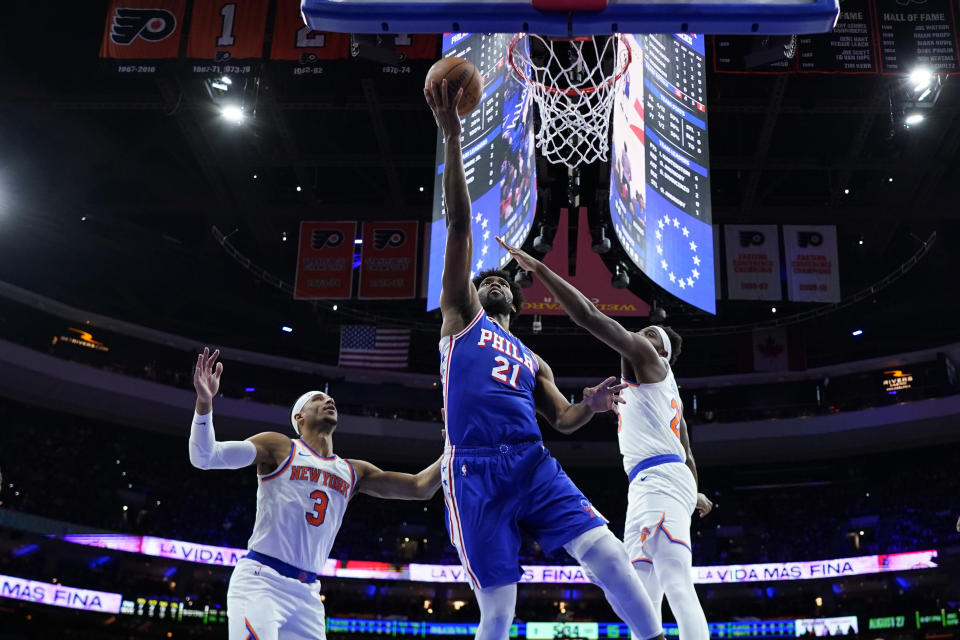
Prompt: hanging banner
<box><xmin>270</xmin><ymin>0</ymin><xmax>349</xmax><ymax>72</ymax></box>
<box><xmin>359</xmin><ymin>221</ymin><xmax>419</xmax><ymax>299</ymax></box>
<box><xmin>294</xmin><ymin>221</ymin><xmax>357</xmax><ymax>300</ymax></box>
<box><xmin>876</xmin><ymin>0</ymin><xmax>960</xmax><ymax>75</ymax></box>
<box><xmin>782</xmin><ymin>225</ymin><xmax>841</xmax><ymax>303</ymax></box>
<box><xmin>393</xmin><ymin>34</ymin><xmax>439</xmax><ymax>60</ymax></box>
<box><xmin>796</xmin><ymin>0</ymin><xmax>878</xmax><ymax>74</ymax></box>
<box><xmin>186</xmin><ymin>0</ymin><xmax>269</xmax><ymax>74</ymax></box>
<box><xmin>523</xmin><ymin>208</ymin><xmax>649</xmax><ymax>317</ymax></box>
<box><xmin>99</xmin><ymin>0</ymin><xmax>186</xmax><ymax>73</ymax></box>
<box><xmin>753</xmin><ymin>327</ymin><xmax>789</xmax><ymax>372</ymax></box>
<box><xmin>724</xmin><ymin>225</ymin><xmax>782</xmax><ymax>301</ymax></box>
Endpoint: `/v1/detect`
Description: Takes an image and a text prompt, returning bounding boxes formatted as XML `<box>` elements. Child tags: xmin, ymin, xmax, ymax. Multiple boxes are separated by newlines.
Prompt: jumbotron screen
<box><xmin>609</xmin><ymin>33</ymin><xmax>716</xmax><ymax>313</ymax></box>
<box><xmin>426</xmin><ymin>32</ymin><xmax>537</xmax><ymax>310</ymax></box>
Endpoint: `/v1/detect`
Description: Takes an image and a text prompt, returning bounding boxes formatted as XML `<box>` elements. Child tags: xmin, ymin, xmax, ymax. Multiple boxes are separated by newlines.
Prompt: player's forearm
<box><xmin>442</xmin><ymin>136</ymin><xmax>471</xmax><ymax>229</ymax></box>
<box><xmin>685</xmin><ymin>455</ymin><xmax>699</xmax><ymax>488</ymax></box>
<box><xmin>414</xmin><ymin>457</ymin><xmax>443</xmax><ymax>499</ymax></box>
<box><xmin>530</xmin><ymin>261</ymin><xmax>597</xmax><ymax>325</ymax></box>
<box><xmin>555</xmin><ymin>402</ymin><xmax>596</xmax><ymax>435</ymax></box>
<box><xmin>188</xmin><ymin>410</ymin><xmax>257</xmax><ymax>470</ymax></box>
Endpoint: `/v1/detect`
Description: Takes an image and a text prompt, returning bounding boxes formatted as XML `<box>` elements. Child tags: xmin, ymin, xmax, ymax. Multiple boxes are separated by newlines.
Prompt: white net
<box><xmin>508</xmin><ymin>34</ymin><xmax>630</xmax><ymax>169</ymax></box>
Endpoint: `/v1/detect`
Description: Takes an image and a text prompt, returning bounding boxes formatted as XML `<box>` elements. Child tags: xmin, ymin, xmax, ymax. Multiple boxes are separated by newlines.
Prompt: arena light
<box><xmin>282</xmin><ymin>325</ymin><xmax>293</xmax><ymax>333</ymax></box>
<box><xmin>909</xmin><ymin>67</ymin><xmax>933</xmax><ymax>93</ymax></box>
<box><xmin>852</xmin><ymin>329</ymin><xmax>863</xmax><ymax>336</ymax></box>
<box><xmin>904</xmin><ymin>113</ymin><xmax>925</xmax><ymax>126</ymax></box>
<box><xmin>220</xmin><ymin>105</ymin><xmax>244</xmax><ymax>124</ymax></box>
<box><xmin>244</xmin><ymin>387</ymin><xmax>255</xmax><ymax>393</ymax></box>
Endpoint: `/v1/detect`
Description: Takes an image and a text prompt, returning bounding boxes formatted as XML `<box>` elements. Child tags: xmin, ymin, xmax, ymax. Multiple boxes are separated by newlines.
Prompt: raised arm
<box><xmin>348</xmin><ymin>457</ymin><xmax>442</xmax><ymax>500</ymax></box>
<box><xmin>190</xmin><ymin>347</ymin><xmax>290</xmax><ymax>472</ymax></box>
<box><xmin>497</xmin><ymin>237</ymin><xmax>661</xmax><ymax>371</ymax></box>
<box><xmin>533</xmin><ymin>355</ymin><xmax>626</xmax><ymax>435</ymax></box>
<box><xmin>425</xmin><ymin>81</ymin><xmax>482</xmax><ymax>336</ymax></box>
<box><xmin>677</xmin><ymin>414</ymin><xmax>713</xmax><ymax>518</ymax></box>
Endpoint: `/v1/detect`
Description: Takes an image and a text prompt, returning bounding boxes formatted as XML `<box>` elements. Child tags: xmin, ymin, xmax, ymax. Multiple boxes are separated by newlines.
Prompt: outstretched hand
<box><xmin>193</xmin><ymin>347</ymin><xmax>223</xmax><ymax>404</ymax></box>
<box><xmin>696</xmin><ymin>493</ymin><xmax>714</xmax><ymax>518</ymax></box>
<box><xmin>496</xmin><ymin>236</ymin><xmax>542</xmax><ymax>274</ymax></box>
<box><xmin>582</xmin><ymin>376</ymin><xmax>628</xmax><ymax>414</ymax></box>
<box><xmin>424</xmin><ymin>80</ymin><xmax>463</xmax><ymax>140</ymax></box>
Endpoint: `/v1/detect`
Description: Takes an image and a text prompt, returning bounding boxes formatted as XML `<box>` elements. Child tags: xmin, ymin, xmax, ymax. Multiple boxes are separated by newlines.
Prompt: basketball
<box><xmin>424</xmin><ymin>56</ymin><xmax>482</xmax><ymax>115</ymax></box>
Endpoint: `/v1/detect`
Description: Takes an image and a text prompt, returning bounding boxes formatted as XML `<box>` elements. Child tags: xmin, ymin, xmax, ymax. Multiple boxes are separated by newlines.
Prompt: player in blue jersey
<box><xmin>425</xmin><ymin>81</ymin><xmax>664</xmax><ymax>640</ymax></box>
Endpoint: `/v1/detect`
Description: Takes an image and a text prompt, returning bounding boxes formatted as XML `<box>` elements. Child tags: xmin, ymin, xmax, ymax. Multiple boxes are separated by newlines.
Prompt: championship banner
<box><xmin>270</xmin><ymin>0</ymin><xmax>349</xmax><ymax>71</ymax></box>
<box><xmin>724</xmin><ymin>225</ymin><xmax>782</xmax><ymax>301</ymax></box>
<box><xmin>394</xmin><ymin>34</ymin><xmax>440</xmax><ymax>59</ymax></box>
<box><xmin>186</xmin><ymin>0</ymin><xmax>269</xmax><ymax>73</ymax></box>
<box><xmin>782</xmin><ymin>225</ymin><xmax>841</xmax><ymax>303</ymax></box>
<box><xmin>358</xmin><ymin>221</ymin><xmax>419</xmax><ymax>299</ymax></box>
<box><xmin>99</xmin><ymin>0</ymin><xmax>186</xmax><ymax>73</ymax></box>
<box><xmin>0</xmin><ymin>573</ymin><xmax>122</xmax><ymax>614</ymax></box>
<box><xmin>523</xmin><ymin>208</ymin><xmax>649</xmax><ymax>316</ymax></box>
<box><xmin>294</xmin><ymin>221</ymin><xmax>357</xmax><ymax>300</ymax></box>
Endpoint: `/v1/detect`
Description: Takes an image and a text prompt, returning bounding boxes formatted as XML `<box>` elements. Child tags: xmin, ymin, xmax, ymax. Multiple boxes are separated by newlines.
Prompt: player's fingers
<box><xmin>614</xmin><ymin>395</ymin><xmax>626</xmax><ymax>404</ymax></box>
<box><xmin>423</xmin><ymin>86</ymin><xmax>437</xmax><ymax>109</ymax></box>
<box><xmin>597</xmin><ymin>376</ymin><xmax>617</xmax><ymax>389</ymax></box>
<box><xmin>214</xmin><ymin>361</ymin><xmax>223</xmax><ymax>378</ymax></box>
<box><xmin>452</xmin><ymin>87</ymin><xmax>464</xmax><ymax>109</ymax></box>
<box><xmin>196</xmin><ymin>353</ymin><xmax>203</xmax><ymax>371</ymax></box>
<box><xmin>440</xmin><ymin>79</ymin><xmax>450</xmax><ymax>109</ymax></box>
<box><xmin>609</xmin><ymin>382</ymin><xmax>629</xmax><ymax>392</ymax></box>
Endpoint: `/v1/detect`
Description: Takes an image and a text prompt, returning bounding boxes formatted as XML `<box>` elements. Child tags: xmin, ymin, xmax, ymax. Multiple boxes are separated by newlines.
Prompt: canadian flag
<box><xmin>752</xmin><ymin>328</ymin><xmax>788</xmax><ymax>372</ymax></box>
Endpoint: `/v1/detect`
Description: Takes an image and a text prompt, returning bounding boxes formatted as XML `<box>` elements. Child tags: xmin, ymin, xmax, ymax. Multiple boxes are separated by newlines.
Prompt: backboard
<box><xmin>301</xmin><ymin>0</ymin><xmax>840</xmax><ymax>37</ymax></box>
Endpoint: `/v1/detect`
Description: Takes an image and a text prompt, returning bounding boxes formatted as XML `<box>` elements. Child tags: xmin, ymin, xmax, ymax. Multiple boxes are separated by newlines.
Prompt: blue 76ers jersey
<box><xmin>440</xmin><ymin>309</ymin><xmax>541</xmax><ymax>447</ymax></box>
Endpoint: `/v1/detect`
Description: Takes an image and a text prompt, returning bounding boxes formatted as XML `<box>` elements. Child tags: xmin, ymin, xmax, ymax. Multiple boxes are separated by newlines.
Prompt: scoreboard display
<box><xmin>426</xmin><ymin>32</ymin><xmax>537</xmax><ymax>310</ymax></box>
<box><xmin>609</xmin><ymin>33</ymin><xmax>716</xmax><ymax>313</ymax></box>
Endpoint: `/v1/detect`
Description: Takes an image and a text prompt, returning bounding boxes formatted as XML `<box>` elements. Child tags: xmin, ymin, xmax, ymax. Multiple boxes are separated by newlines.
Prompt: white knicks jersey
<box><xmin>246</xmin><ymin>439</ymin><xmax>356</xmax><ymax>574</ymax></box>
<box><xmin>618</xmin><ymin>358</ymin><xmax>687</xmax><ymax>475</ymax></box>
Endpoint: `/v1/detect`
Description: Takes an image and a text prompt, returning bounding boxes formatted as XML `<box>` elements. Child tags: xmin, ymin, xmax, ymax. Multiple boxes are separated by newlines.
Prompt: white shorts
<box><xmin>623</xmin><ymin>462</ymin><xmax>697</xmax><ymax>563</ymax></box>
<box><xmin>227</xmin><ymin>557</ymin><xmax>327</xmax><ymax>640</ymax></box>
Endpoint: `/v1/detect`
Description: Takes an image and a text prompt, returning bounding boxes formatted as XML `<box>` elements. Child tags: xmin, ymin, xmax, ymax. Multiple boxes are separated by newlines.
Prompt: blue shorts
<box><xmin>440</xmin><ymin>440</ymin><xmax>608</xmax><ymax>589</ymax></box>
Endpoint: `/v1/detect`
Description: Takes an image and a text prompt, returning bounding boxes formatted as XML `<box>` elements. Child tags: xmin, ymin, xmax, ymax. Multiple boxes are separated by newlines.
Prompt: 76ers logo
<box><xmin>110</xmin><ymin>8</ymin><xmax>176</xmax><ymax>45</ymax></box>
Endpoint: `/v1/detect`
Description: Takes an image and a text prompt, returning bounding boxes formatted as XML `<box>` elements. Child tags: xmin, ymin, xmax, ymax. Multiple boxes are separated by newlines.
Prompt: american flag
<box><xmin>338</xmin><ymin>326</ymin><xmax>411</xmax><ymax>370</ymax></box>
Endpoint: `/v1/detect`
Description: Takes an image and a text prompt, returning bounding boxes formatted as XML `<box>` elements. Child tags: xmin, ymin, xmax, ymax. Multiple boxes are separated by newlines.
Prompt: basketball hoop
<box><xmin>508</xmin><ymin>33</ymin><xmax>630</xmax><ymax>168</ymax></box>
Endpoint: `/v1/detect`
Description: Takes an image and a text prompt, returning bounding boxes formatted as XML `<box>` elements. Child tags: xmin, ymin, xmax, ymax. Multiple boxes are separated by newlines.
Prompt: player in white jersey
<box><xmin>497</xmin><ymin>238</ymin><xmax>713</xmax><ymax>640</ymax></box>
<box><xmin>188</xmin><ymin>348</ymin><xmax>442</xmax><ymax>640</ymax></box>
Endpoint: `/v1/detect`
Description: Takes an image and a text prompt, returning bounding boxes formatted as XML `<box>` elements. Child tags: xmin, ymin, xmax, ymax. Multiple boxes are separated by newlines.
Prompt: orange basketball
<box><xmin>424</xmin><ymin>57</ymin><xmax>482</xmax><ymax>115</ymax></box>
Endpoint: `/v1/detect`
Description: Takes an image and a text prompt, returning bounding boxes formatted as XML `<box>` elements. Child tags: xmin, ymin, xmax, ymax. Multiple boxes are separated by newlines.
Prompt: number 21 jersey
<box><xmin>440</xmin><ymin>309</ymin><xmax>541</xmax><ymax>447</ymax></box>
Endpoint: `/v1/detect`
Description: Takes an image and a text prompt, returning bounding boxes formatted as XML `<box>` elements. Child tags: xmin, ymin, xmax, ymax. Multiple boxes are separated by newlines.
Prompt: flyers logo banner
<box><xmin>724</xmin><ymin>224</ymin><xmax>782</xmax><ymax>301</ymax></box>
<box><xmin>270</xmin><ymin>0</ymin><xmax>349</xmax><ymax>64</ymax></box>
<box><xmin>373</xmin><ymin>228</ymin><xmax>405</xmax><ymax>250</ymax></box>
<box><xmin>782</xmin><ymin>224</ymin><xmax>841</xmax><ymax>303</ymax></box>
<box><xmin>99</xmin><ymin>0</ymin><xmax>185</xmax><ymax>60</ymax></box>
<box><xmin>295</xmin><ymin>221</ymin><xmax>357</xmax><ymax>300</ymax></box>
<box><xmin>186</xmin><ymin>0</ymin><xmax>269</xmax><ymax>64</ymax></box>
<box><xmin>312</xmin><ymin>229</ymin><xmax>345</xmax><ymax>250</ymax></box>
<box><xmin>359</xmin><ymin>221</ymin><xmax>418</xmax><ymax>299</ymax></box>
<box><xmin>110</xmin><ymin>9</ymin><xmax>176</xmax><ymax>44</ymax></box>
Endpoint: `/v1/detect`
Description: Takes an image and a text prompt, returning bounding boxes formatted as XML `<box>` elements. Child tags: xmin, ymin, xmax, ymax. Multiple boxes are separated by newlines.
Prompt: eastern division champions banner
<box><xmin>187</xmin><ymin>0</ymin><xmax>269</xmax><ymax>73</ymax></box>
<box><xmin>295</xmin><ymin>221</ymin><xmax>356</xmax><ymax>300</ymax></box>
<box><xmin>99</xmin><ymin>0</ymin><xmax>186</xmax><ymax>71</ymax></box>
<box><xmin>782</xmin><ymin>225</ymin><xmax>841</xmax><ymax>303</ymax></box>
<box><xmin>359</xmin><ymin>221</ymin><xmax>418</xmax><ymax>299</ymax></box>
<box><xmin>724</xmin><ymin>225</ymin><xmax>782</xmax><ymax>301</ymax></box>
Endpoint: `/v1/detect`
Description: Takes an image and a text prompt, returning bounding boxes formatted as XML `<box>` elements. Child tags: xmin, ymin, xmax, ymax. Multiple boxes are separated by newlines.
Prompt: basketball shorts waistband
<box><xmin>446</xmin><ymin>439</ymin><xmax>543</xmax><ymax>457</ymax></box>
<box><xmin>245</xmin><ymin>550</ymin><xmax>318</xmax><ymax>583</ymax></box>
<box><xmin>627</xmin><ymin>453</ymin><xmax>685</xmax><ymax>484</ymax></box>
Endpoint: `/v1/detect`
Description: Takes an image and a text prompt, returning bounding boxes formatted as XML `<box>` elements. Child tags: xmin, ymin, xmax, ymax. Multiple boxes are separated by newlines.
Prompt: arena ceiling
<box><xmin>0</xmin><ymin>2</ymin><xmax>958</xmax><ymax>375</ymax></box>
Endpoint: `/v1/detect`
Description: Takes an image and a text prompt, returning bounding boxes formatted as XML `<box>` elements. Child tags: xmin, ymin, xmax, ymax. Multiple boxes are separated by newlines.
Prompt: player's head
<box><xmin>290</xmin><ymin>390</ymin><xmax>338</xmax><ymax>435</ymax></box>
<box><xmin>639</xmin><ymin>325</ymin><xmax>682</xmax><ymax>365</ymax></box>
<box><xmin>473</xmin><ymin>269</ymin><xmax>524</xmax><ymax>324</ymax></box>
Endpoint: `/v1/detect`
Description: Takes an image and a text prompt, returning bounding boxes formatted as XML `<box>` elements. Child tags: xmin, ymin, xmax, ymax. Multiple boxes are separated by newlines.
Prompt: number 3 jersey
<box><xmin>440</xmin><ymin>309</ymin><xmax>541</xmax><ymax>447</ymax></box>
<box><xmin>246</xmin><ymin>439</ymin><xmax>356</xmax><ymax>574</ymax></box>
